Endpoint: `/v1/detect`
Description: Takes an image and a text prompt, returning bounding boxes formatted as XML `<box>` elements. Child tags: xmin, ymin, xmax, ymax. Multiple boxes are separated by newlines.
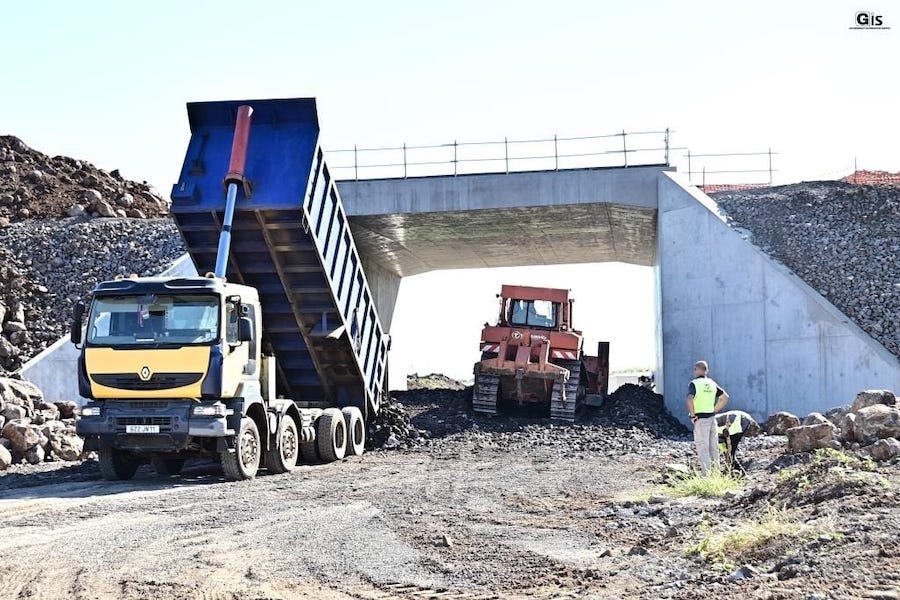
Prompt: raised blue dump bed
<box><xmin>170</xmin><ymin>98</ymin><xmax>388</xmax><ymax>414</ymax></box>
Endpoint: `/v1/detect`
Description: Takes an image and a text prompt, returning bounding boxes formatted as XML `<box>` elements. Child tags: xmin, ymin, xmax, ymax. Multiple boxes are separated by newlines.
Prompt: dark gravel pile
<box><xmin>367</xmin><ymin>397</ymin><xmax>430</xmax><ymax>450</ymax></box>
<box><xmin>0</xmin><ymin>135</ymin><xmax>169</xmax><ymax>222</ymax></box>
<box><xmin>712</xmin><ymin>182</ymin><xmax>900</xmax><ymax>358</ymax></box>
<box><xmin>375</xmin><ymin>377</ymin><xmax>690</xmax><ymax>456</ymax></box>
<box><xmin>0</xmin><ymin>218</ymin><xmax>184</xmax><ymax>372</ymax></box>
<box><xmin>595</xmin><ymin>383</ymin><xmax>688</xmax><ymax>438</ymax></box>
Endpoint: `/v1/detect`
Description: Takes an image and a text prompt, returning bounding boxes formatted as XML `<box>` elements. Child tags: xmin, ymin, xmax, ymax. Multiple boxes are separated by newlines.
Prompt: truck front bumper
<box><xmin>77</xmin><ymin>400</ymin><xmax>236</xmax><ymax>453</ymax></box>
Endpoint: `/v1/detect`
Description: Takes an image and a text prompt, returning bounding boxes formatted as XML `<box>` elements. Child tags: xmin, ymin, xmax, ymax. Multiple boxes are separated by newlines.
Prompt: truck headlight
<box><xmin>192</xmin><ymin>403</ymin><xmax>226</xmax><ymax>417</ymax></box>
<box><xmin>80</xmin><ymin>406</ymin><xmax>101</xmax><ymax>417</ymax></box>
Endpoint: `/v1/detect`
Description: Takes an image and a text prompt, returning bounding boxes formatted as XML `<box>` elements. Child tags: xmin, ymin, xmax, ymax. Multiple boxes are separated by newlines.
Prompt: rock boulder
<box><xmin>1</xmin><ymin>420</ymin><xmax>42</xmax><ymax>453</ymax></box>
<box><xmin>766</xmin><ymin>412</ymin><xmax>801</xmax><ymax>436</ymax></box>
<box><xmin>853</xmin><ymin>404</ymin><xmax>900</xmax><ymax>444</ymax></box>
<box><xmin>787</xmin><ymin>423</ymin><xmax>840</xmax><ymax>453</ymax></box>
<box><xmin>867</xmin><ymin>437</ymin><xmax>900</xmax><ymax>462</ymax></box>
<box><xmin>0</xmin><ymin>443</ymin><xmax>10</xmax><ymax>469</ymax></box>
<box><xmin>802</xmin><ymin>412</ymin><xmax>832</xmax><ymax>427</ymax></box>
<box><xmin>851</xmin><ymin>390</ymin><xmax>896</xmax><ymax>413</ymax></box>
<box><xmin>53</xmin><ymin>401</ymin><xmax>78</xmax><ymax>420</ymax></box>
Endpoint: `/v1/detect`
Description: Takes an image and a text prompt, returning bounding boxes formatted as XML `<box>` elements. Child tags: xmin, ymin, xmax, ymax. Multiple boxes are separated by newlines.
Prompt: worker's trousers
<box><xmin>693</xmin><ymin>416</ymin><xmax>719</xmax><ymax>476</ymax></box>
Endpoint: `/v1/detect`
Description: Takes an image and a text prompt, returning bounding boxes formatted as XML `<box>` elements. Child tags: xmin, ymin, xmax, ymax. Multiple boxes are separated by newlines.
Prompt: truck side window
<box><xmin>226</xmin><ymin>303</ymin><xmax>239</xmax><ymax>344</ymax></box>
<box><xmin>244</xmin><ymin>304</ymin><xmax>258</xmax><ymax>375</ymax></box>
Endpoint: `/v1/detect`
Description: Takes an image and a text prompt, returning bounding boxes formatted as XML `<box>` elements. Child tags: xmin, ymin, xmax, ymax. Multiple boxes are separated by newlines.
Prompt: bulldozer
<box><xmin>473</xmin><ymin>285</ymin><xmax>609</xmax><ymax>422</ymax></box>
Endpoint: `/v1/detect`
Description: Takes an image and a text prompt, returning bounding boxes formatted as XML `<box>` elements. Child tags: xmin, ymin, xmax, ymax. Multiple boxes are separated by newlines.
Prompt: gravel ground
<box><xmin>1</xmin><ymin>382</ymin><xmax>896</xmax><ymax>599</ymax></box>
<box><xmin>712</xmin><ymin>181</ymin><xmax>900</xmax><ymax>358</ymax></box>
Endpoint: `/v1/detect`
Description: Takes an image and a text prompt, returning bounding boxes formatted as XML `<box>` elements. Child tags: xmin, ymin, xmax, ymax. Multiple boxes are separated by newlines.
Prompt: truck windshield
<box><xmin>509</xmin><ymin>299</ymin><xmax>557</xmax><ymax>328</ymax></box>
<box><xmin>86</xmin><ymin>294</ymin><xmax>219</xmax><ymax>346</ymax></box>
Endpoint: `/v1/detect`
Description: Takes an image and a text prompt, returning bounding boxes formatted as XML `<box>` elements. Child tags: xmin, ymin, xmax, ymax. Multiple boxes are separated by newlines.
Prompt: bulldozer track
<box><xmin>472</xmin><ymin>372</ymin><xmax>500</xmax><ymax>416</ymax></box>
<box><xmin>350</xmin><ymin>581</ymin><xmax>502</xmax><ymax>600</ymax></box>
<box><xmin>550</xmin><ymin>359</ymin><xmax>581</xmax><ymax>422</ymax></box>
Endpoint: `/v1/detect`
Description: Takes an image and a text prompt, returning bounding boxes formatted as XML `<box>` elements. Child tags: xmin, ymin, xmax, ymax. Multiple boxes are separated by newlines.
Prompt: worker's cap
<box><xmin>693</xmin><ymin>360</ymin><xmax>709</xmax><ymax>371</ymax></box>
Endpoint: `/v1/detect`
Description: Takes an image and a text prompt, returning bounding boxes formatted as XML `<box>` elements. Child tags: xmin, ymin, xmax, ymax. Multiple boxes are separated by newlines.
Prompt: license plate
<box><xmin>126</xmin><ymin>425</ymin><xmax>160</xmax><ymax>434</ymax></box>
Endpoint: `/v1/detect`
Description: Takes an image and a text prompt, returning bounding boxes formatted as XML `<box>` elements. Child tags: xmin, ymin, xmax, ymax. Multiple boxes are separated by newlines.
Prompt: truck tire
<box><xmin>221</xmin><ymin>417</ymin><xmax>261</xmax><ymax>481</ymax></box>
<box><xmin>98</xmin><ymin>444</ymin><xmax>139</xmax><ymax>481</ymax></box>
<box><xmin>342</xmin><ymin>406</ymin><xmax>365</xmax><ymax>456</ymax></box>
<box><xmin>266</xmin><ymin>415</ymin><xmax>299</xmax><ymax>474</ymax></box>
<box><xmin>317</xmin><ymin>408</ymin><xmax>347</xmax><ymax>462</ymax></box>
<box><xmin>299</xmin><ymin>436</ymin><xmax>319</xmax><ymax>464</ymax></box>
<box><xmin>151</xmin><ymin>454</ymin><xmax>186</xmax><ymax>477</ymax></box>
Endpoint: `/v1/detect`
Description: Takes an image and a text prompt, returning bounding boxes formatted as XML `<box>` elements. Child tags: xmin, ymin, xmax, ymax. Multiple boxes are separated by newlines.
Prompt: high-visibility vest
<box><xmin>691</xmin><ymin>377</ymin><xmax>718</xmax><ymax>414</ymax></box>
<box><xmin>717</xmin><ymin>412</ymin><xmax>745</xmax><ymax>436</ymax></box>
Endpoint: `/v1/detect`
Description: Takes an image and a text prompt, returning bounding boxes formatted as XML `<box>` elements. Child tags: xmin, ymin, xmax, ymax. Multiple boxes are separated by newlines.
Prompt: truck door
<box><xmin>222</xmin><ymin>300</ymin><xmax>250</xmax><ymax>396</ymax></box>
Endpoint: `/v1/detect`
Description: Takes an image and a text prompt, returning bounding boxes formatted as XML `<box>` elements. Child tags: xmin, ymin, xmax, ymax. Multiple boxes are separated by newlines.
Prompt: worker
<box><xmin>686</xmin><ymin>360</ymin><xmax>729</xmax><ymax>476</ymax></box>
<box><xmin>716</xmin><ymin>410</ymin><xmax>756</xmax><ymax>475</ymax></box>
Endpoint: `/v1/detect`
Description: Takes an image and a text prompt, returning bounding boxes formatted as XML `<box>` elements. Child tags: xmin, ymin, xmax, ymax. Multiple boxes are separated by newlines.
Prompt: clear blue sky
<box><xmin>2</xmin><ymin>1</ymin><xmax>897</xmax><ymax>385</ymax></box>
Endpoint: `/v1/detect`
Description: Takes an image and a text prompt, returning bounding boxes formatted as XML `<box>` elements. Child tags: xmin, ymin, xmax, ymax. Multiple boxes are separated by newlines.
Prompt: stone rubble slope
<box><xmin>0</xmin><ymin>218</ymin><xmax>184</xmax><ymax>373</ymax></box>
<box><xmin>711</xmin><ymin>181</ymin><xmax>900</xmax><ymax>358</ymax></box>
<box><xmin>0</xmin><ymin>377</ymin><xmax>81</xmax><ymax>470</ymax></box>
<box><xmin>0</xmin><ymin>135</ymin><xmax>169</xmax><ymax>222</ymax></box>
<box><xmin>765</xmin><ymin>389</ymin><xmax>900</xmax><ymax>461</ymax></box>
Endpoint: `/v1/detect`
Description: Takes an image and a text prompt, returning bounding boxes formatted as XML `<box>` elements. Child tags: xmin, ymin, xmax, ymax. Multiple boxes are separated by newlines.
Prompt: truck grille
<box><xmin>128</xmin><ymin>401</ymin><xmax>169</xmax><ymax>410</ymax></box>
<box><xmin>92</xmin><ymin>372</ymin><xmax>203</xmax><ymax>391</ymax></box>
<box><xmin>115</xmin><ymin>416</ymin><xmax>174</xmax><ymax>432</ymax></box>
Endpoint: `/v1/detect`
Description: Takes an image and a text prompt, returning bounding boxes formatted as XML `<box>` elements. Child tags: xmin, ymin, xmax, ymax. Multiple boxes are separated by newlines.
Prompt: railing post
<box><xmin>687</xmin><ymin>150</ymin><xmax>692</xmax><ymax>184</ymax></box>
<box><xmin>664</xmin><ymin>128</ymin><xmax>670</xmax><ymax>165</ymax></box>
<box><xmin>505</xmin><ymin>137</ymin><xmax>509</xmax><ymax>173</ymax></box>
<box><xmin>403</xmin><ymin>143</ymin><xmax>407</xmax><ymax>179</ymax></box>
<box><xmin>354</xmin><ymin>144</ymin><xmax>358</xmax><ymax>181</ymax></box>
<box><xmin>622</xmin><ymin>130</ymin><xmax>628</xmax><ymax>167</ymax></box>
<box><xmin>702</xmin><ymin>166</ymin><xmax>706</xmax><ymax>189</ymax></box>
<box><xmin>554</xmin><ymin>135</ymin><xmax>558</xmax><ymax>171</ymax></box>
<box><xmin>453</xmin><ymin>140</ymin><xmax>457</xmax><ymax>176</ymax></box>
<box><xmin>768</xmin><ymin>147</ymin><xmax>773</xmax><ymax>184</ymax></box>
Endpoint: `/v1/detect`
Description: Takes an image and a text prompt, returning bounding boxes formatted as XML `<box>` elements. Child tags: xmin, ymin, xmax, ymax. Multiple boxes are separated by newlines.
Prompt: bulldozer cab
<box><xmin>498</xmin><ymin>284</ymin><xmax>571</xmax><ymax>331</ymax></box>
<box><xmin>508</xmin><ymin>299</ymin><xmax>557</xmax><ymax>329</ymax></box>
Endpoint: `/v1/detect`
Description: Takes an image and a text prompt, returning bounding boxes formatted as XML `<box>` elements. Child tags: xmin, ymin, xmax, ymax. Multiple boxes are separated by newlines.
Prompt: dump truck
<box><xmin>473</xmin><ymin>285</ymin><xmax>609</xmax><ymax>422</ymax></box>
<box><xmin>74</xmin><ymin>99</ymin><xmax>389</xmax><ymax>481</ymax></box>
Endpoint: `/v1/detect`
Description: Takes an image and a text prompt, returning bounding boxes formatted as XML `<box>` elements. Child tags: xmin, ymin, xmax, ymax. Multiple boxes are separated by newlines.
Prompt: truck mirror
<box><xmin>70</xmin><ymin>301</ymin><xmax>85</xmax><ymax>345</ymax></box>
<box><xmin>238</xmin><ymin>316</ymin><xmax>253</xmax><ymax>342</ymax></box>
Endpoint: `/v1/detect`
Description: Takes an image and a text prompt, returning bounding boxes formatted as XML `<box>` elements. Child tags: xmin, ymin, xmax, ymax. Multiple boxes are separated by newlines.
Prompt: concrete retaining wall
<box><xmin>658</xmin><ymin>172</ymin><xmax>900</xmax><ymax>424</ymax></box>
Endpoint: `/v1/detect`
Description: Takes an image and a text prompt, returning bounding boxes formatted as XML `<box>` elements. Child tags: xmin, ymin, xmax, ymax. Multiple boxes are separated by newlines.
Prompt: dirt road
<box><xmin>1</xmin><ymin>387</ymin><xmax>897</xmax><ymax>599</ymax></box>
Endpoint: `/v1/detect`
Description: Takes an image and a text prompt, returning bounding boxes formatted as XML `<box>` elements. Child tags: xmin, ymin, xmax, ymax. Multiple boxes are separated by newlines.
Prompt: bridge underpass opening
<box><xmin>386</xmin><ymin>263</ymin><xmax>658</xmax><ymax>392</ymax></box>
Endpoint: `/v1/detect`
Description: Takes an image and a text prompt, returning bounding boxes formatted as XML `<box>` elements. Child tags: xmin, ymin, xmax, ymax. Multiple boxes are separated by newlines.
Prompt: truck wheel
<box><xmin>98</xmin><ymin>444</ymin><xmax>139</xmax><ymax>481</ymax></box>
<box><xmin>221</xmin><ymin>417</ymin><xmax>261</xmax><ymax>481</ymax></box>
<box><xmin>342</xmin><ymin>406</ymin><xmax>365</xmax><ymax>456</ymax></box>
<box><xmin>151</xmin><ymin>454</ymin><xmax>186</xmax><ymax>477</ymax></box>
<box><xmin>317</xmin><ymin>408</ymin><xmax>347</xmax><ymax>462</ymax></box>
<box><xmin>266</xmin><ymin>415</ymin><xmax>299</xmax><ymax>474</ymax></box>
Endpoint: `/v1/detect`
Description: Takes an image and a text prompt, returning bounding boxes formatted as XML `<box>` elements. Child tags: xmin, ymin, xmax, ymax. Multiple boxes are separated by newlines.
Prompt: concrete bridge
<box><xmin>23</xmin><ymin>165</ymin><xmax>900</xmax><ymax>423</ymax></box>
<box><xmin>338</xmin><ymin>165</ymin><xmax>900</xmax><ymax>422</ymax></box>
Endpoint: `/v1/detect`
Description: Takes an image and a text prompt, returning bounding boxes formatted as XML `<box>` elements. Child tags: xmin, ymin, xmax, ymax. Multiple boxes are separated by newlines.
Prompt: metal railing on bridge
<box><xmin>683</xmin><ymin>149</ymin><xmax>778</xmax><ymax>189</ymax></box>
<box><xmin>326</xmin><ymin>129</ymin><xmax>675</xmax><ymax>180</ymax></box>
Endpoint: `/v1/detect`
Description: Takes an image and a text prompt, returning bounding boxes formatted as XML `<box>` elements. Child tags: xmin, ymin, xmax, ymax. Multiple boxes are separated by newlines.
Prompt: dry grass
<box><xmin>688</xmin><ymin>507</ymin><xmax>838</xmax><ymax>566</ymax></box>
<box><xmin>666</xmin><ymin>470</ymin><xmax>743</xmax><ymax>498</ymax></box>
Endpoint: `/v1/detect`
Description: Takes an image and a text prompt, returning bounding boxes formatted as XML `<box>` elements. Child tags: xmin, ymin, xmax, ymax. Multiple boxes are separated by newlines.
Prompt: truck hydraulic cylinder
<box><xmin>215</xmin><ymin>105</ymin><xmax>253</xmax><ymax>278</ymax></box>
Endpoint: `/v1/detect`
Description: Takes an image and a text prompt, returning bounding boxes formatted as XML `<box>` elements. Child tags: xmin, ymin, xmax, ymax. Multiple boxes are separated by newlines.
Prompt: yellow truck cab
<box><xmin>74</xmin><ymin>275</ymin><xmax>287</xmax><ymax>479</ymax></box>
